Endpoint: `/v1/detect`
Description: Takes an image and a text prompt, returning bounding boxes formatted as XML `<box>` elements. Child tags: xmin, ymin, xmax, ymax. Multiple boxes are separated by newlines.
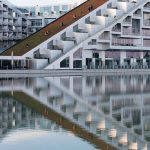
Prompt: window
<box><xmin>31</xmin><ymin>19</ymin><xmax>42</xmax><ymax>26</ymax></box>
<box><xmin>44</xmin><ymin>18</ymin><xmax>55</xmax><ymax>25</ymax></box>
<box><xmin>54</xmin><ymin>6</ymin><xmax>60</xmax><ymax>15</ymax></box>
<box><xmin>40</xmin><ymin>7</ymin><xmax>52</xmax><ymax>16</ymax></box>
<box><xmin>93</xmin><ymin>52</ymin><xmax>99</xmax><ymax>58</ymax></box>
<box><xmin>60</xmin><ymin>57</ymin><xmax>69</xmax><ymax>68</ymax></box>
<box><xmin>73</xmin><ymin>60</ymin><xmax>82</xmax><ymax>68</ymax></box>
<box><xmin>30</xmin><ymin>7</ymin><xmax>36</xmax><ymax>16</ymax></box>
<box><xmin>62</xmin><ymin>5</ymin><xmax>68</xmax><ymax>11</ymax></box>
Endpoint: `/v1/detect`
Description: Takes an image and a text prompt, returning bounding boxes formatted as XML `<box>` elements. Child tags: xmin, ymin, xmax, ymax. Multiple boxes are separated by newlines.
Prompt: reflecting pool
<box><xmin>0</xmin><ymin>75</ymin><xmax>150</xmax><ymax>150</ymax></box>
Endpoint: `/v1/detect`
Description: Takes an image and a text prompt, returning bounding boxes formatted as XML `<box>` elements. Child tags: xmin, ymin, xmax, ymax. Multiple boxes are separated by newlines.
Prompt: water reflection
<box><xmin>0</xmin><ymin>75</ymin><xmax>150</xmax><ymax>149</ymax></box>
<box><xmin>0</xmin><ymin>95</ymin><xmax>98</xmax><ymax>150</ymax></box>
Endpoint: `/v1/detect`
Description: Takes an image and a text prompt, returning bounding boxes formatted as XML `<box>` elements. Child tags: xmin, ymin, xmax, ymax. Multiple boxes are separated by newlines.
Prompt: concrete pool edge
<box><xmin>0</xmin><ymin>69</ymin><xmax>150</xmax><ymax>77</ymax></box>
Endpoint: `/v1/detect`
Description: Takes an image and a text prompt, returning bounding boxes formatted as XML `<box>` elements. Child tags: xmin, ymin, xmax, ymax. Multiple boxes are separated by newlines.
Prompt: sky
<box><xmin>8</xmin><ymin>0</ymin><xmax>80</xmax><ymax>6</ymax></box>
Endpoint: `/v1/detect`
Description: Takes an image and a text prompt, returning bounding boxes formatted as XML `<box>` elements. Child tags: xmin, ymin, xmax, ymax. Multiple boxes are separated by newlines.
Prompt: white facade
<box><xmin>20</xmin><ymin>1</ymin><xmax>86</xmax><ymax>36</ymax></box>
<box><xmin>1</xmin><ymin>0</ymin><xmax>150</xmax><ymax>70</ymax></box>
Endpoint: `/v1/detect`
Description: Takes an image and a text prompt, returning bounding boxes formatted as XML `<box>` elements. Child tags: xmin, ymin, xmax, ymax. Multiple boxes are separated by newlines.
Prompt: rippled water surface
<box><xmin>0</xmin><ymin>75</ymin><xmax>150</xmax><ymax>149</ymax></box>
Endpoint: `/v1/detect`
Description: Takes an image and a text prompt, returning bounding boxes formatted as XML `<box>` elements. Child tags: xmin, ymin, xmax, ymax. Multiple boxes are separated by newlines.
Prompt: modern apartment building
<box><xmin>0</xmin><ymin>0</ymin><xmax>28</xmax><ymax>51</ymax></box>
<box><xmin>0</xmin><ymin>0</ymin><xmax>86</xmax><ymax>51</ymax></box>
<box><xmin>1</xmin><ymin>0</ymin><xmax>150</xmax><ymax>70</ymax></box>
<box><xmin>19</xmin><ymin>1</ymin><xmax>85</xmax><ymax>36</ymax></box>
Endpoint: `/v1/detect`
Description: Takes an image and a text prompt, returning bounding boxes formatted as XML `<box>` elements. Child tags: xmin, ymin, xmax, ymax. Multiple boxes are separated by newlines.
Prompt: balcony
<box><xmin>22</xmin><ymin>29</ymin><xmax>27</xmax><ymax>32</ymax></box>
<box><xmin>3</xmin><ymin>21</ymin><xmax>8</xmax><ymax>25</ymax></box>
<box><xmin>3</xmin><ymin>35</ymin><xmax>8</xmax><ymax>40</ymax></box>
<box><xmin>61</xmin><ymin>36</ymin><xmax>76</xmax><ymax>42</ymax></box>
<box><xmin>143</xmin><ymin>19</ymin><xmax>150</xmax><ymax>26</ymax></box>
<box><xmin>3</xmin><ymin>28</ymin><xmax>9</xmax><ymax>32</ymax></box>
<box><xmin>99</xmin><ymin>34</ymin><xmax>110</xmax><ymax>42</ymax></box>
<box><xmin>22</xmin><ymin>22</ymin><xmax>27</xmax><ymax>26</ymax></box>
<box><xmin>112</xmin><ymin>27</ymin><xmax>121</xmax><ymax>33</ymax></box>
<box><xmin>122</xmin><ymin>28</ymin><xmax>140</xmax><ymax>36</ymax></box>
<box><xmin>142</xmin><ymin>29</ymin><xmax>150</xmax><ymax>36</ymax></box>
<box><xmin>14</xmin><ymin>22</ymin><xmax>22</xmax><ymax>26</ymax></box>
<box><xmin>144</xmin><ymin>3</ymin><xmax>150</xmax><ymax>10</ymax></box>
<box><xmin>143</xmin><ymin>40</ymin><xmax>150</xmax><ymax>47</ymax></box>
<box><xmin>3</xmin><ymin>7</ymin><xmax>8</xmax><ymax>12</ymax></box>
<box><xmin>8</xmin><ymin>22</ymin><xmax>13</xmax><ymax>26</ymax></box>
<box><xmin>18</xmin><ymin>29</ymin><xmax>22</xmax><ymax>32</ymax></box>
<box><xmin>48</xmin><ymin>45</ymin><xmax>63</xmax><ymax>51</ymax></box>
<box><xmin>9</xmin><ymin>36</ymin><xmax>13</xmax><ymax>40</ymax></box>
<box><xmin>112</xmin><ymin>38</ymin><xmax>141</xmax><ymax>47</ymax></box>
<box><xmin>3</xmin><ymin>14</ymin><xmax>8</xmax><ymax>18</ymax></box>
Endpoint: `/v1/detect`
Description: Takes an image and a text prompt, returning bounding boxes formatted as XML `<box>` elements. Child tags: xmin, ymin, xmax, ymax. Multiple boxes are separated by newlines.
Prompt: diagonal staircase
<box><xmin>0</xmin><ymin>0</ymin><xmax>108</xmax><ymax>56</ymax></box>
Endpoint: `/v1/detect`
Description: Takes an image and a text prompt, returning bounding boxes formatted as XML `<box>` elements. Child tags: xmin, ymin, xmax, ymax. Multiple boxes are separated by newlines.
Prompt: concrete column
<box><xmin>140</xmin><ymin>51</ymin><xmax>144</xmax><ymax>59</ymax></box>
<box><xmin>100</xmin><ymin>51</ymin><xmax>105</xmax><ymax>68</ymax></box>
<box><xmin>70</xmin><ymin>54</ymin><xmax>73</xmax><ymax>69</ymax></box>
<box><xmin>120</xmin><ymin>51</ymin><xmax>126</xmax><ymax>66</ymax></box>
<box><xmin>92</xmin><ymin>58</ymin><xmax>95</xmax><ymax>69</ymax></box>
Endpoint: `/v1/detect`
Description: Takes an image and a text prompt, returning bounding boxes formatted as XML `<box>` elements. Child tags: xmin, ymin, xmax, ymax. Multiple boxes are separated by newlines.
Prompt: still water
<box><xmin>0</xmin><ymin>75</ymin><xmax>150</xmax><ymax>150</ymax></box>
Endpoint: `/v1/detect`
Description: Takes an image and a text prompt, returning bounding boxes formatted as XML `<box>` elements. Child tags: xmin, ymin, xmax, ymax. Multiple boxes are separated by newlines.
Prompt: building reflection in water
<box><xmin>0</xmin><ymin>95</ymin><xmax>64</xmax><ymax>138</ymax></box>
<box><xmin>0</xmin><ymin>75</ymin><xmax>150</xmax><ymax>150</ymax></box>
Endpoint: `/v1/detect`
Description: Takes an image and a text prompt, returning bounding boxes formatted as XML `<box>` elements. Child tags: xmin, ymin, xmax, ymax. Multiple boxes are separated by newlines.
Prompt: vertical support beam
<box><xmin>100</xmin><ymin>51</ymin><xmax>105</xmax><ymax>68</ymax></box>
<box><xmin>70</xmin><ymin>54</ymin><xmax>73</xmax><ymax>69</ymax></box>
<box><xmin>120</xmin><ymin>51</ymin><xmax>126</xmax><ymax>66</ymax></box>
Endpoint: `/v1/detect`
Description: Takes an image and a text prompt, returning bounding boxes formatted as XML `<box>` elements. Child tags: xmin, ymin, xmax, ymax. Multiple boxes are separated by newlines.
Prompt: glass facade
<box><xmin>31</xmin><ymin>19</ymin><xmax>42</xmax><ymax>26</ymax></box>
<box><xmin>54</xmin><ymin>6</ymin><xmax>60</xmax><ymax>15</ymax></box>
<box><xmin>44</xmin><ymin>18</ymin><xmax>55</xmax><ymax>25</ymax></box>
<box><xmin>40</xmin><ymin>7</ymin><xmax>52</xmax><ymax>16</ymax></box>
<box><xmin>30</xmin><ymin>7</ymin><xmax>36</xmax><ymax>16</ymax></box>
<box><xmin>62</xmin><ymin>5</ymin><xmax>68</xmax><ymax>11</ymax></box>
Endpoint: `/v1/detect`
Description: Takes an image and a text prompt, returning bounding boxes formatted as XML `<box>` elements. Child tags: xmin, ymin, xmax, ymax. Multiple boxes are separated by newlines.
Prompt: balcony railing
<box><xmin>123</xmin><ymin>20</ymin><xmax>131</xmax><ymax>25</ymax></box>
<box><xmin>3</xmin><ymin>28</ymin><xmax>9</xmax><ymax>32</ymax></box>
<box><xmin>74</xmin><ymin>29</ymin><xmax>88</xmax><ymax>33</ymax></box>
<box><xmin>112</xmin><ymin>28</ymin><xmax>121</xmax><ymax>32</ymax></box>
<box><xmin>143</xmin><ymin>40</ymin><xmax>150</xmax><ymax>47</ymax></box>
<box><xmin>3</xmin><ymin>35</ymin><xmax>8</xmax><ymax>40</ymax></box>
<box><xmin>48</xmin><ymin>45</ymin><xmax>63</xmax><ymax>50</ymax></box>
<box><xmin>144</xmin><ymin>4</ymin><xmax>150</xmax><ymax>10</ymax></box>
<box><xmin>133</xmin><ymin>13</ymin><xmax>141</xmax><ymax>17</ymax></box>
<box><xmin>3</xmin><ymin>7</ymin><xmax>8</xmax><ymax>11</ymax></box>
<box><xmin>8</xmin><ymin>22</ymin><xmax>13</xmax><ymax>26</ymax></box>
<box><xmin>112</xmin><ymin>38</ymin><xmax>141</xmax><ymax>46</ymax></box>
<box><xmin>99</xmin><ymin>35</ymin><xmax>110</xmax><ymax>40</ymax></box>
<box><xmin>142</xmin><ymin>29</ymin><xmax>150</xmax><ymax>36</ymax></box>
<box><xmin>3</xmin><ymin>21</ymin><xmax>8</xmax><ymax>25</ymax></box>
<box><xmin>3</xmin><ymin>14</ymin><xmax>8</xmax><ymax>18</ymax></box>
<box><xmin>143</xmin><ymin>20</ymin><xmax>150</xmax><ymax>26</ymax></box>
<box><xmin>122</xmin><ymin>28</ymin><xmax>140</xmax><ymax>35</ymax></box>
<box><xmin>61</xmin><ymin>37</ymin><xmax>76</xmax><ymax>41</ymax></box>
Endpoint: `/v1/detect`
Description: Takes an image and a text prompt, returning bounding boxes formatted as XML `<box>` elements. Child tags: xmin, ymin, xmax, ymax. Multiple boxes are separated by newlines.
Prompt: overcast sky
<box><xmin>8</xmin><ymin>0</ymin><xmax>80</xmax><ymax>6</ymax></box>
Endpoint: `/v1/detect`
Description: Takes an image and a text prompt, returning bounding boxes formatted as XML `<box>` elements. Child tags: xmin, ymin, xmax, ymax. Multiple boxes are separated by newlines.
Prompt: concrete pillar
<box><xmin>120</xmin><ymin>51</ymin><xmax>126</xmax><ymax>66</ymax></box>
<box><xmin>70</xmin><ymin>77</ymin><xmax>74</xmax><ymax>93</ymax></box>
<box><xmin>140</xmin><ymin>51</ymin><xmax>144</xmax><ymax>59</ymax></box>
<box><xmin>92</xmin><ymin>58</ymin><xmax>95</xmax><ymax>69</ymax></box>
<box><xmin>70</xmin><ymin>54</ymin><xmax>73</xmax><ymax>69</ymax></box>
<box><xmin>100</xmin><ymin>51</ymin><xmax>105</xmax><ymax>68</ymax></box>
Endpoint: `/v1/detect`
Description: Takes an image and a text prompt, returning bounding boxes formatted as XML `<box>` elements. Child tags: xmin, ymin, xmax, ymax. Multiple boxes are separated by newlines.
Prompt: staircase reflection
<box><xmin>0</xmin><ymin>75</ymin><xmax>150</xmax><ymax>150</ymax></box>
